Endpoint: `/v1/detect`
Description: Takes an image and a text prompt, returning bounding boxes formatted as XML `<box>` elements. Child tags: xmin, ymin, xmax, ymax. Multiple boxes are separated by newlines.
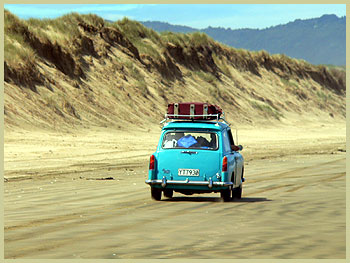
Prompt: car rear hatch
<box><xmin>157</xmin><ymin>130</ymin><xmax>221</xmax><ymax>182</ymax></box>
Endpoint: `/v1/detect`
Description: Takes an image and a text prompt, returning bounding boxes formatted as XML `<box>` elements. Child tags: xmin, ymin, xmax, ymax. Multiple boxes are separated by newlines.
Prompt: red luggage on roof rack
<box><xmin>167</xmin><ymin>102</ymin><xmax>222</xmax><ymax>120</ymax></box>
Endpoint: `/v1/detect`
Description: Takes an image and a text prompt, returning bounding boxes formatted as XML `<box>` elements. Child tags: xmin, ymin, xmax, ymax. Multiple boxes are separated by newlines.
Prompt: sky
<box><xmin>3</xmin><ymin>4</ymin><xmax>347</xmax><ymax>29</ymax></box>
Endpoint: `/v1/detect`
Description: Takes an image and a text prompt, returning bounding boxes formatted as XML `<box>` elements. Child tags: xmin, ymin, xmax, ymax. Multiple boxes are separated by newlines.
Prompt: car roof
<box><xmin>162</xmin><ymin>121</ymin><xmax>229</xmax><ymax>131</ymax></box>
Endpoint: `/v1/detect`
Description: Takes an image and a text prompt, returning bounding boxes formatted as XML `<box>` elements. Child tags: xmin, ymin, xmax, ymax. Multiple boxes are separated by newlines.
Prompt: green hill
<box><xmin>142</xmin><ymin>14</ymin><xmax>346</xmax><ymax>66</ymax></box>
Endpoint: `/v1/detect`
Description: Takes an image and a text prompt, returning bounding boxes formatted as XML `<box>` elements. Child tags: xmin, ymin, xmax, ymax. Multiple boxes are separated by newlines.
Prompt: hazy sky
<box><xmin>4</xmin><ymin>4</ymin><xmax>346</xmax><ymax>29</ymax></box>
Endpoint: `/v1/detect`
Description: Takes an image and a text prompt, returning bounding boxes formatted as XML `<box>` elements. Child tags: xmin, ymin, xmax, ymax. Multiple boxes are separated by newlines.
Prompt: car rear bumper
<box><xmin>145</xmin><ymin>177</ymin><xmax>233</xmax><ymax>188</ymax></box>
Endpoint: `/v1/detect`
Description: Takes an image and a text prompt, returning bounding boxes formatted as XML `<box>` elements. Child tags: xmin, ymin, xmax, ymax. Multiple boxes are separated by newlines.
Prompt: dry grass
<box><xmin>250</xmin><ymin>100</ymin><xmax>284</xmax><ymax>120</ymax></box>
<box><xmin>4</xmin><ymin>10</ymin><xmax>34</xmax><ymax>65</ymax></box>
<box><xmin>189</xmin><ymin>31</ymin><xmax>213</xmax><ymax>47</ymax></box>
<box><xmin>4</xmin><ymin>10</ymin><xmax>106</xmax><ymax>65</ymax></box>
<box><xmin>160</xmin><ymin>31</ymin><xmax>191</xmax><ymax>47</ymax></box>
<box><xmin>109</xmin><ymin>17</ymin><xmax>163</xmax><ymax>58</ymax></box>
<box><xmin>3</xmin><ymin>10</ymin><xmax>346</xmax><ymax>131</ymax></box>
<box><xmin>212</xmin><ymin>53</ymin><xmax>232</xmax><ymax>77</ymax></box>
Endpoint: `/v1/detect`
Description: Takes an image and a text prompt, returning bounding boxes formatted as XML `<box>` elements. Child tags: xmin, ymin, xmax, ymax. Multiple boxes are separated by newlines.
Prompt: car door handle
<box><xmin>181</xmin><ymin>151</ymin><xmax>198</xmax><ymax>155</ymax></box>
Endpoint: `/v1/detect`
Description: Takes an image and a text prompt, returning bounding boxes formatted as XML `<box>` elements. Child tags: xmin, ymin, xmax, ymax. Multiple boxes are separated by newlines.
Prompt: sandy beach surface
<box><xmin>4</xmin><ymin>122</ymin><xmax>346</xmax><ymax>259</ymax></box>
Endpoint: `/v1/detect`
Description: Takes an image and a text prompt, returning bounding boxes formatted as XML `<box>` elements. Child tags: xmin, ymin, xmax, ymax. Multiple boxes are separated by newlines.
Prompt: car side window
<box><xmin>227</xmin><ymin>129</ymin><xmax>235</xmax><ymax>146</ymax></box>
<box><xmin>222</xmin><ymin>131</ymin><xmax>231</xmax><ymax>153</ymax></box>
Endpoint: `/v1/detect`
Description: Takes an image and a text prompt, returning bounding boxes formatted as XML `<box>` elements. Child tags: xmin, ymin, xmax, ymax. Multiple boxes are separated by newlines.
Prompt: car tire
<box><xmin>232</xmin><ymin>186</ymin><xmax>242</xmax><ymax>199</ymax></box>
<box><xmin>151</xmin><ymin>187</ymin><xmax>162</xmax><ymax>201</ymax></box>
<box><xmin>241</xmin><ymin>166</ymin><xmax>245</xmax><ymax>182</ymax></box>
<box><xmin>220</xmin><ymin>188</ymin><xmax>231</xmax><ymax>202</ymax></box>
<box><xmin>163</xmin><ymin>189</ymin><xmax>173</xmax><ymax>198</ymax></box>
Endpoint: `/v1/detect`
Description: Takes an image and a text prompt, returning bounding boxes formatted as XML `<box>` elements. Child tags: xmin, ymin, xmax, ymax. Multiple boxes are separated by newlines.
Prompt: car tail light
<box><xmin>222</xmin><ymin>156</ymin><xmax>227</xmax><ymax>172</ymax></box>
<box><xmin>149</xmin><ymin>155</ymin><xmax>155</xmax><ymax>170</ymax></box>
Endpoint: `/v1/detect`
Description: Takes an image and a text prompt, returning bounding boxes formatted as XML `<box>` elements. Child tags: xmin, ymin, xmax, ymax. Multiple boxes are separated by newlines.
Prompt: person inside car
<box><xmin>208</xmin><ymin>133</ymin><xmax>217</xmax><ymax>148</ymax></box>
<box><xmin>231</xmin><ymin>144</ymin><xmax>241</xmax><ymax>151</ymax></box>
<box><xmin>194</xmin><ymin>136</ymin><xmax>210</xmax><ymax>148</ymax></box>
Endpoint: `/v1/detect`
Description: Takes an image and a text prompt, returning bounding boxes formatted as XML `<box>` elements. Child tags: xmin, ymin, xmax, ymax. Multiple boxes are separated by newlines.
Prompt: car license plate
<box><xmin>178</xmin><ymin>169</ymin><xmax>200</xmax><ymax>176</ymax></box>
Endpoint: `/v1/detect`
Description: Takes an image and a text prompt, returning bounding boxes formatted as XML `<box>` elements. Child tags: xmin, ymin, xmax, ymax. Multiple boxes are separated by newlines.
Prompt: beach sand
<box><xmin>4</xmin><ymin>122</ymin><xmax>346</xmax><ymax>258</ymax></box>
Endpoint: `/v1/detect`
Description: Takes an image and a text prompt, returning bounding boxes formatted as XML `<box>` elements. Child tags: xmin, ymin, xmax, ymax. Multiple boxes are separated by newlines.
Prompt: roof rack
<box><xmin>160</xmin><ymin>112</ymin><xmax>231</xmax><ymax>126</ymax></box>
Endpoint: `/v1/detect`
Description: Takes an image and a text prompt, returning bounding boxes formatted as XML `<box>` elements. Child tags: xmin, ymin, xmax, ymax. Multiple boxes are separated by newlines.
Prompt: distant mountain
<box><xmin>142</xmin><ymin>21</ymin><xmax>196</xmax><ymax>34</ymax></box>
<box><xmin>141</xmin><ymin>15</ymin><xmax>346</xmax><ymax>66</ymax></box>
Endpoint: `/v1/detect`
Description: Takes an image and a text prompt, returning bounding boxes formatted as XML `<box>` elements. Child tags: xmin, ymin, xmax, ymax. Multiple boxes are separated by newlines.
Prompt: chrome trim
<box><xmin>159</xmin><ymin>112</ymin><xmax>231</xmax><ymax>126</ymax></box>
<box><xmin>174</xmin><ymin>103</ymin><xmax>179</xmax><ymax>116</ymax></box>
<box><xmin>181</xmin><ymin>150</ymin><xmax>198</xmax><ymax>155</ymax></box>
<box><xmin>145</xmin><ymin>179</ymin><xmax>233</xmax><ymax>187</ymax></box>
<box><xmin>166</xmin><ymin>113</ymin><xmax>220</xmax><ymax>119</ymax></box>
<box><xmin>190</xmin><ymin>104</ymin><xmax>195</xmax><ymax>118</ymax></box>
<box><xmin>208</xmin><ymin>178</ymin><xmax>213</xmax><ymax>188</ymax></box>
<box><xmin>203</xmin><ymin>104</ymin><xmax>208</xmax><ymax>116</ymax></box>
<box><xmin>161</xmin><ymin>176</ymin><xmax>167</xmax><ymax>188</ymax></box>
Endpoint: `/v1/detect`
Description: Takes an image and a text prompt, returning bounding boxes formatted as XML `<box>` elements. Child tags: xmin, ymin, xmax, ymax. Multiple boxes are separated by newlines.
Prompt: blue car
<box><xmin>145</xmin><ymin>119</ymin><xmax>244</xmax><ymax>201</ymax></box>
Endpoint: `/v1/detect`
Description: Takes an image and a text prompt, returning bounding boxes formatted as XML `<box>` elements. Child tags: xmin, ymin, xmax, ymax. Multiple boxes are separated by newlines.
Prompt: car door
<box><xmin>227</xmin><ymin>128</ymin><xmax>243</xmax><ymax>187</ymax></box>
<box><xmin>221</xmin><ymin>129</ymin><xmax>235</xmax><ymax>182</ymax></box>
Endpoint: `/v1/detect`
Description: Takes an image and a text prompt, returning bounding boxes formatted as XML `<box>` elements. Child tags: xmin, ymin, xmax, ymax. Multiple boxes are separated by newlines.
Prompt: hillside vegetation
<box><xmin>4</xmin><ymin>10</ymin><xmax>346</xmax><ymax>132</ymax></box>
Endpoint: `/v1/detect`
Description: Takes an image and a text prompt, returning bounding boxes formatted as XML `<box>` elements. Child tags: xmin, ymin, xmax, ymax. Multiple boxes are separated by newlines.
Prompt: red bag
<box><xmin>167</xmin><ymin>102</ymin><xmax>222</xmax><ymax>120</ymax></box>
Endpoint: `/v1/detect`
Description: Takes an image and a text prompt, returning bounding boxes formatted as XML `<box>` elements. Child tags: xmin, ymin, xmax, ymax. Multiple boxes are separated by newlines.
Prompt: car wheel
<box><xmin>163</xmin><ymin>189</ymin><xmax>173</xmax><ymax>198</ymax></box>
<box><xmin>232</xmin><ymin>186</ymin><xmax>242</xmax><ymax>199</ymax></box>
<box><xmin>220</xmin><ymin>188</ymin><xmax>231</xmax><ymax>202</ymax></box>
<box><xmin>151</xmin><ymin>187</ymin><xmax>162</xmax><ymax>201</ymax></box>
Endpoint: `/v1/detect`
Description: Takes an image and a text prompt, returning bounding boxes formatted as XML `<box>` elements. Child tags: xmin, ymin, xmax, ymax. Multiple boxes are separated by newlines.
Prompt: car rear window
<box><xmin>162</xmin><ymin>131</ymin><xmax>218</xmax><ymax>150</ymax></box>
